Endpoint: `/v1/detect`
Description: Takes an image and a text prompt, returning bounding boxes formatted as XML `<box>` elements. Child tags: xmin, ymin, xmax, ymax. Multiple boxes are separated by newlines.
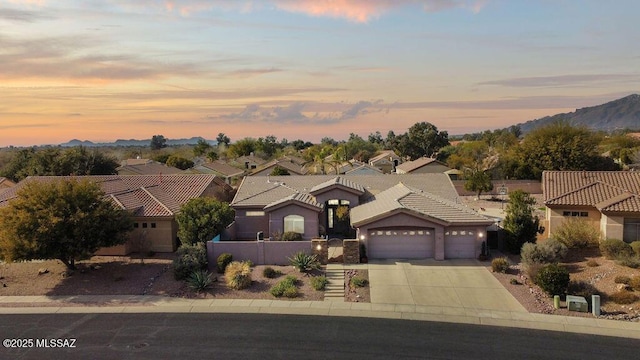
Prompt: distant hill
<box><xmin>60</xmin><ymin>137</ymin><xmax>216</xmax><ymax>147</ymax></box>
<box><xmin>517</xmin><ymin>94</ymin><xmax>640</xmax><ymax>133</ymax></box>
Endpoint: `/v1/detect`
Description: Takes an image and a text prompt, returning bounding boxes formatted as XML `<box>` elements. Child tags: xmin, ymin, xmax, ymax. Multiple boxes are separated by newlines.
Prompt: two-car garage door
<box><xmin>368</xmin><ymin>228</ymin><xmax>434</xmax><ymax>259</ymax></box>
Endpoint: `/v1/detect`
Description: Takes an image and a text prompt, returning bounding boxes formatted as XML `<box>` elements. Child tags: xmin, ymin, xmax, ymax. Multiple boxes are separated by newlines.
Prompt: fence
<box><xmin>206</xmin><ymin>240</ymin><xmax>312</xmax><ymax>266</ymax></box>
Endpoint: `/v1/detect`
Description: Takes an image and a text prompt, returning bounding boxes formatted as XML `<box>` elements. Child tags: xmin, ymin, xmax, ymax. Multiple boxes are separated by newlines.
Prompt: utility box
<box><xmin>566</xmin><ymin>295</ymin><xmax>588</xmax><ymax>312</ymax></box>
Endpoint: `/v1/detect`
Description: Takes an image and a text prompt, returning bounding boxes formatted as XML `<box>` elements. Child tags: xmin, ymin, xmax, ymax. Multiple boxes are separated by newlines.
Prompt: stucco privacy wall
<box><xmin>207</xmin><ymin>240</ymin><xmax>312</xmax><ymax>266</ymax></box>
<box><xmin>267</xmin><ymin>204</ymin><xmax>320</xmax><ymax>240</ymax></box>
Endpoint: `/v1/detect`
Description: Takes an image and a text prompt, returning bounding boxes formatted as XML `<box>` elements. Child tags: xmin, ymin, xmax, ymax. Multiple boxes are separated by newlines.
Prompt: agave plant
<box><xmin>288</xmin><ymin>251</ymin><xmax>320</xmax><ymax>273</ymax></box>
<box><xmin>187</xmin><ymin>270</ymin><xmax>214</xmax><ymax>292</ymax></box>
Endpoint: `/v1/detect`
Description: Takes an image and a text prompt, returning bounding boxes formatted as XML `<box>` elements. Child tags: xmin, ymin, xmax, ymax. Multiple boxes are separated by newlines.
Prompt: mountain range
<box><xmin>517</xmin><ymin>94</ymin><xmax>640</xmax><ymax>133</ymax></box>
<box><xmin>59</xmin><ymin>137</ymin><xmax>215</xmax><ymax>147</ymax></box>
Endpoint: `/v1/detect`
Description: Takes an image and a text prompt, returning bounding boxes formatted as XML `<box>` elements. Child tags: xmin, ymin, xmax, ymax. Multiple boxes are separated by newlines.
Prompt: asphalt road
<box><xmin>0</xmin><ymin>313</ymin><xmax>637</xmax><ymax>360</ymax></box>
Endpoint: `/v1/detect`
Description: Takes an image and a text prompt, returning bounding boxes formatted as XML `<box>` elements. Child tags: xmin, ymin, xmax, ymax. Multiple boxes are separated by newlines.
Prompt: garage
<box><xmin>444</xmin><ymin>229</ymin><xmax>477</xmax><ymax>259</ymax></box>
<box><xmin>368</xmin><ymin>228</ymin><xmax>434</xmax><ymax>259</ymax></box>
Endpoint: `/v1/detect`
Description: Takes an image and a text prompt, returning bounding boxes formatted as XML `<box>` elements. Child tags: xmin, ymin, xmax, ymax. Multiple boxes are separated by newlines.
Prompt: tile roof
<box><xmin>0</xmin><ymin>174</ymin><xmax>226</xmax><ymax>217</ymax></box>
<box><xmin>250</xmin><ymin>158</ymin><xmax>308</xmax><ymax>175</ymax></box>
<box><xmin>116</xmin><ymin>162</ymin><xmax>183</xmax><ymax>175</ymax></box>
<box><xmin>344</xmin><ymin>163</ymin><xmax>383</xmax><ymax>175</ymax></box>
<box><xmin>543</xmin><ymin>171</ymin><xmax>640</xmax><ymax>212</ymax></box>
<box><xmin>395</xmin><ymin>157</ymin><xmax>449</xmax><ymax>173</ymax></box>
<box><xmin>351</xmin><ymin>183</ymin><xmax>492</xmax><ymax>226</ymax></box>
<box><xmin>232</xmin><ymin>174</ymin><xmax>459</xmax><ymax>208</ymax></box>
<box><xmin>198</xmin><ymin>161</ymin><xmax>244</xmax><ymax>177</ymax></box>
<box><xmin>309</xmin><ymin>176</ymin><xmax>365</xmax><ymax>195</ymax></box>
<box><xmin>369</xmin><ymin>150</ymin><xmax>400</xmax><ymax>164</ymax></box>
<box><xmin>264</xmin><ymin>193</ymin><xmax>324</xmax><ymax>212</ymax></box>
<box><xmin>0</xmin><ymin>177</ymin><xmax>15</xmax><ymax>187</ymax></box>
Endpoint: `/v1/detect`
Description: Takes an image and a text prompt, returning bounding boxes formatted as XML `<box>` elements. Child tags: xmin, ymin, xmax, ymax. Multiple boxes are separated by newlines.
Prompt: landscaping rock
<box><xmin>37</xmin><ymin>268</ymin><xmax>49</xmax><ymax>275</ymax></box>
<box><xmin>617</xmin><ymin>283</ymin><xmax>631</xmax><ymax>291</ymax></box>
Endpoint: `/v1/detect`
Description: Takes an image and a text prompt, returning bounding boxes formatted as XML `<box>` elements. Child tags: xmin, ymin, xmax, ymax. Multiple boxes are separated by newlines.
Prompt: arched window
<box><xmin>284</xmin><ymin>215</ymin><xmax>304</xmax><ymax>234</ymax></box>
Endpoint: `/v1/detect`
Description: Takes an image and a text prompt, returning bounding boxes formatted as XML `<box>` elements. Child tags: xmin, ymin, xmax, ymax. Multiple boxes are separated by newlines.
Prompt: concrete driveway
<box><xmin>367</xmin><ymin>259</ymin><xmax>527</xmax><ymax>313</ymax></box>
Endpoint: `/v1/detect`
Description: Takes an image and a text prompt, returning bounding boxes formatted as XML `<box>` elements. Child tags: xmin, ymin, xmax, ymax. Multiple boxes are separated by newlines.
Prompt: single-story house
<box><xmin>0</xmin><ymin>174</ymin><xmax>234</xmax><ymax>255</ymax></box>
<box><xmin>394</xmin><ymin>156</ymin><xmax>452</xmax><ymax>175</ymax></box>
<box><xmin>193</xmin><ymin>160</ymin><xmax>245</xmax><ymax>185</ymax></box>
<box><xmin>345</xmin><ymin>162</ymin><xmax>383</xmax><ymax>175</ymax></box>
<box><xmin>117</xmin><ymin>161</ymin><xmax>183</xmax><ymax>175</ymax></box>
<box><xmin>369</xmin><ymin>150</ymin><xmax>402</xmax><ymax>174</ymax></box>
<box><xmin>229</xmin><ymin>174</ymin><xmax>493</xmax><ymax>260</ymax></box>
<box><xmin>543</xmin><ymin>171</ymin><xmax>640</xmax><ymax>243</ymax></box>
<box><xmin>250</xmin><ymin>158</ymin><xmax>308</xmax><ymax>176</ymax></box>
<box><xmin>232</xmin><ymin>154</ymin><xmax>267</xmax><ymax>171</ymax></box>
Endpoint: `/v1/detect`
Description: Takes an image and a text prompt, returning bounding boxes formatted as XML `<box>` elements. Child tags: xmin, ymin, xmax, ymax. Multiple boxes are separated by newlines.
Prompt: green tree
<box><xmin>396</xmin><ymin>122</ymin><xmax>449</xmax><ymax>160</ymax></box>
<box><xmin>205</xmin><ymin>150</ymin><xmax>219</xmax><ymax>162</ymax></box>
<box><xmin>193</xmin><ymin>139</ymin><xmax>212</xmax><ymax>156</ymax></box>
<box><xmin>166</xmin><ymin>155</ymin><xmax>194</xmax><ymax>170</ymax></box>
<box><xmin>464</xmin><ymin>169</ymin><xmax>493</xmax><ymax>198</ymax></box>
<box><xmin>176</xmin><ymin>198</ymin><xmax>235</xmax><ymax>246</ymax></box>
<box><xmin>270</xmin><ymin>166</ymin><xmax>290</xmax><ymax>176</ymax></box>
<box><xmin>216</xmin><ymin>133</ymin><xmax>230</xmax><ymax>146</ymax></box>
<box><xmin>0</xmin><ymin>179</ymin><xmax>133</xmax><ymax>270</ymax></box>
<box><xmin>227</xmin><ymin>137</ymin><xmax>257</xmax><ymax>157</ymax></box>
<box><xmin>515</xmin><ymin>122</ymin><xmax>605</xmax><ymax>179</ymax></box>
<box><xmin>503</xmin><ymin>190</ymin><xmax>543</xmax><ymax>254</ymax></box>
<box><xmin>150</xmin><ymin>135</ymin><xmax>167</xmax><ymax>150</ymax></box>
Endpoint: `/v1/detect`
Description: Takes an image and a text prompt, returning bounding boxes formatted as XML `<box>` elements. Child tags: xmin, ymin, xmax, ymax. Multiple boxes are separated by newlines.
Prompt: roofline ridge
<box><xmin>545</xmin><ymin>181</ymin><xmax>601</xmax><ymax>203</ymax></box>
<box><xmin>108</xmin><ymin>193</ymin><xmax>126</xmax><ymax>210</ymax></box>
<box><xmin>140</xmin><ymin>186</ymin><xmax>174</xmax><ymax>215</ymax></box>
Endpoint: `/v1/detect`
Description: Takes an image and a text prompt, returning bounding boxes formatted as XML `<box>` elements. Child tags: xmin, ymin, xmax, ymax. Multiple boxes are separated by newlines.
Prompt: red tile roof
<box><xmin>543</xmin><ymin>171</ymin><xmax>640</xmax><ymax>212</ymax></box>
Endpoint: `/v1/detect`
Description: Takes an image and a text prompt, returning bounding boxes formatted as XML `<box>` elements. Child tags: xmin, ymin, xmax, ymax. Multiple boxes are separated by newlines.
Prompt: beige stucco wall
<box><xmin>95</xmin><ymin>217</ymin><xmax>177</xmax><ymax>256</ymax></box>
<box><xmin>546</xmin><ymin>207</ymin><xmax>601</xmax><ymax>238</ymax></box>
<box><xmin>601</xmin><ymin>214</ymin><xmax>624</xmax><ymax>240</ymax></box>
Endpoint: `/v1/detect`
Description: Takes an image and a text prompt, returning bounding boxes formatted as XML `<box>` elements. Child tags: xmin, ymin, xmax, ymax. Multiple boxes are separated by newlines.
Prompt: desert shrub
<box><xmin>491</xmin><ymin>257</ymin><xmax>510</xmax><ymax>273</ymax></box>
<box><xmin>243</xmin><ymin>259</ymin><xmax>254</xmax><ymax>267</ymax></box>
<box><xmin>520</xmin><ymin>240</ymin><xmax>567</xmax><ymax>266</ymax></box>
<box><xmin>629</xmin><ymin>277</ymin><xmax>640</xmax><ymax>291</ymax></box>
<box><xmin>187</xmin><ymin>270</ymin><xmax>214</xmax><ymax>292</ymax></box>
<box><xmin>270</xmin><ymin>275</ymin><xmax>298</xmax><ymax>297</ymax></box>
<box><xmin>173</xmin><ymin>243</ymin><xmax>208</xmax><ymax>280</ymax></box>
<box><xmin>609</xmin><ymin>290</ymin><xmax>639</xmax><ymax>305</ymax></box>
<box><xmin>216</xmin><ymin>253</ymin><xmax>233</xmax><ymax>274</ymax></box>
<box><xmin>224</xmin><ymin>261</ymin><xmax>252</xmax><ymax>290</ymax></box>
<box><xmin>288</xmin><ymin>251</ymin><xmax>320</xmax><ymax>272</ymax></box>
<box><xmin>310</xmin><ymin>275</ymin><xmax>328</xmax><ymax>291</ymax></box>
<box><xmin>509</xmin><ymin>278</ymin><xmax>520</xmax><ymax>285</ymax></box>
<box><xmin>262</xmin><ymin>266</ymin><xmax>281</xmax><ymax>279</ymax></box>
<box><xmin>523</xmin><ymin>262</ymin><xmax>544</xmax><ymax>280</ymax></box>
<box><xmin>586</xmin><ymin>259</ymin><xmax>599</xmax><ymax>267</ymax></box>
<box><xmin>281</xmin><ymin>231</ymin><xmax>303</xmax><ymax>241</ymax></box>
<box><xmin>534</xmin><ymin>263</ymin><xmax>570</xmax><ymax>296</ymax></box>
<box><xmin>350</xmin><ymin>276</ymin><xmax>368</xmax><ymax>288</ymax></box>
<box><xmin>552</xmin><ymin>217</ymin><xmax>602</xmax><ymax>248</ymax></box>
<box><xmin>614</xmin><ymin>275</ymin><xmax>631</xmax><ymax>284</ymax></box>
<box><xmin>599</xmin><ymin>239</ymin><xmax>634</xmax><ymax>260</ymax></box>
<box><xmin>631</xmin><ymin>241</ymin><xmax>640</xmax><ymax>257</ymax></box>
<box><xmin>616</xmin><ymin>255</ymin><xmax>640</xmax><ymax>269</ymax></box>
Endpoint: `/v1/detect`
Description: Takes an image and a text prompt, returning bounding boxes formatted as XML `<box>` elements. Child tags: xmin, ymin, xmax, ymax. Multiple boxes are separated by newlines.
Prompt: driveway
<box><xmin>367</xmin><ymin>259</ymin><xmax>527</xmax><ymax>313</ymax></box>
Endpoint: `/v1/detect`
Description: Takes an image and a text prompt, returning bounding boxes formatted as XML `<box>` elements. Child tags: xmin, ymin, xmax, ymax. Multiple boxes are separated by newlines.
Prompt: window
<box><xmin>246</xmin><ymin>211</ymin><xmax>265</xmax><ymax>217</ymax></box>
<box><xmin>134</xmin><ymin>223</ymin><xmax>139</xmax><ymax>228</ymax></box>
<box><xmin>328</xmin><ymin>199</ymin><xmax>340</xmax><ymax>205</ymax></box>
<box><xmin>580</xmin><ymin>212</ymin><xmax>588</xmax><ymax>217</ymax></box>
<box><xmin>623</xmin><ymin>218</ymin><xmax>640</xmax><ymax>243</ymax></box>
<box><xmin>563</xmin><ymin>211</ymin><xmax>588</xmax><ymax>217</ymax></box>
<box><xmin>284</xmin><ymin>215</ymin><xmax>304</xmax><ymax>234</ymax></box>
<box><xmin>151</xmin><ymin>223</ymin><xmax>156</xmax><ymax>228</ymax></box>
<box><xmin>340</xmin><ymin>200</ymin><xmax>350</xmax><ymax>205</ymax></box>
<box><xmin>142</xmin><ymin>223</ymin><xmax>148</xmax><ymax>228</ymax></box>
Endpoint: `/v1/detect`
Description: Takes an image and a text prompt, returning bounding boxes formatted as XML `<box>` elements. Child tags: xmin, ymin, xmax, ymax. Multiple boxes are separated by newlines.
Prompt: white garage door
<box><xmin>444</xmin><ymin>229</ymin><xmax>476</xmax><ymax>259</ymax></box>
<box><xmin>368</xmin><ymin>229</ymin><xmax>434</xmax><ymax>259</ymax></box>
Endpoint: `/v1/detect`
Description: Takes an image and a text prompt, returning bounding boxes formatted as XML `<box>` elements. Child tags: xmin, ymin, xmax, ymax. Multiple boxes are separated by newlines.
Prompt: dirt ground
<box><xmin>344</xmin><ymin>269</ymin><xmax>370</xmax><ymax>303</ymax></box>
<box><xmin>489</xmin><ymin>248</ymin><xmax>640</xmax><ymax>321</ymax></box>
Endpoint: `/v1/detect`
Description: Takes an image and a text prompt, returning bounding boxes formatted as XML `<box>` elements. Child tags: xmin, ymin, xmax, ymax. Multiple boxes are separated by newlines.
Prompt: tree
<box><xmin>514</xmin><ymin>122</ymin><xmax>604</xmax><ymax>179</ymax></box>
<box><xmin>205</xmin><ymin>150</ymin><xmax>219</xmax><ymax>162</ymax></box>
<box><xmin>502</xmin><ymin>190</ymin><xmax>543</xmax><ymax>254</ymax></box>
<box><xmin>270</xmin><ymin>166</ymin><xmax>290</xmax><ymax>176</ymax></box>
<box><xmin>150</xmin><ymin>135</ymin><xmax>167</xmax><ymax>150</ymax></box>
<box><xmin>464</xmin><ymin>169</ymin><xmax>493</xmax><ymax>198</ymax></box>
<box><xmin>227</xmin><ymin>137</ymin><xmax>257</xmax><ymax>158</ymax></box>
<box><xmin>176</xmin><ymin>197</ymin><xmax>235</xmax><ymax>246</ymax></box>
<box><xmin>396</xmin><ymin>122</ymin><xmax>449</xmax><ymax>160</ymax></box>
<box><xmin>0</xmin><ymin>179</ymin><xmax>133</xmax><ymax>270</ymax></box>
<box><xmin>216</xmin><ymin>133</ymin><xmax>230</xmax><ymax>147</ymax></box>
<box><xmin>166</xmin><ymin>155</ymin><xmax>194</xmax><ymax>170</ymax></box>
<box><xmin>193</xmin><ymin>139</ymin><xmax>212</xmax><ymax>156</ymax></box>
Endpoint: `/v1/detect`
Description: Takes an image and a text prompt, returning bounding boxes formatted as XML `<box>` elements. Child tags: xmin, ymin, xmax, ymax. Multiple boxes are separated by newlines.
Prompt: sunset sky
<box><xmin>1</xmin><ymin>0</ymin><xmax>639</xmax><ymax>147</ymax></box>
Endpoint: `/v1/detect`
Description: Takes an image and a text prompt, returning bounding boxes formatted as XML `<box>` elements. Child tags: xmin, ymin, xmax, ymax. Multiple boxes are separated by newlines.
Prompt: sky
<box><xmin>1</xmin><ymin>0</ymin><xmax>639</xmax><ymax>147</ymax></box>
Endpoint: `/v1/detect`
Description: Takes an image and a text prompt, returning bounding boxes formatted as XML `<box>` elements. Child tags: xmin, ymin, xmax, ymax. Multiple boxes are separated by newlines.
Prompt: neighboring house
<box><xmin>0</xmin><ymin>177</ymin><xmax>15</xmax><ymax>191</ymax></box>
<box><xmin>394</xmin><ymin>156</ymin><xmax>452</xmax><ymax>175</ymax></box>
<box><xmin>543</xmin><ymin>171</ymin><xmax>640</xmax><ymax>243</ymax></box>
<box><xmin>232</xmin><ymin>154</ymin><xmax>267</xmax><ymax>171</ymax></box>
<box><xmin>344</xmin><ymin>162</ymin><xmax>383</xmax><ymax>175</ymax></box>
<box><xmin>250</xmin><ymin>158</ymin><xmax>308</xmax><ymax>176</ymax></box>
<box><xmin>369</xmin><ymin>150</ymin><xmax>402</xmax><ymax>173</ymax></box>
<box><xmin>229</xmin><ymin>174</ymin><xmax>492</xmax><ymax>260</ymax></box>
<box><xmin>117</xmin><ymin>161</ymin><xmax>183</xmax><ymax>175</ymax></box>
<box><xmin>0</xmin><ymin>174</ymin><xmax>234</xmax><ymax>255</ymax></box>
<box><xmin>193</xmin><ymin>160</ymin><xmax>245</xmax><ymax>185</ymax></box>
